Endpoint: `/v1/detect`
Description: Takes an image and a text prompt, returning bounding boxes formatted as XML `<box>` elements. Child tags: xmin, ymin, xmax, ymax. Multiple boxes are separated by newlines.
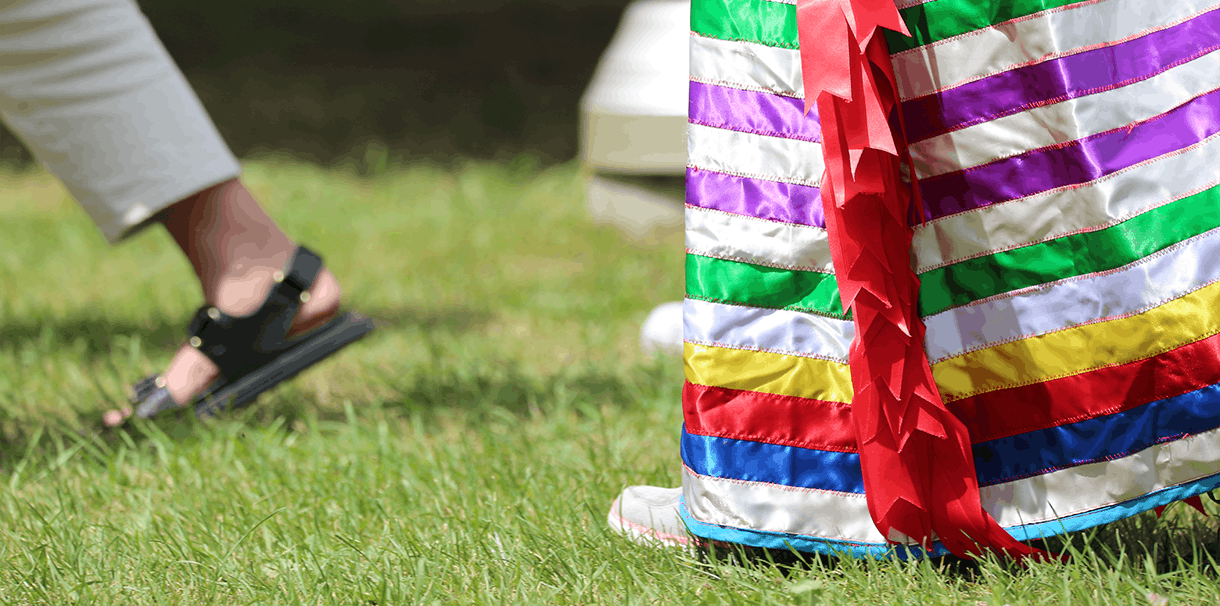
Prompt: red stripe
<box><xmin>684</xmin><ymin>332</ymin><xmax>1220</xmax><ymax>448</ymax></box>
<box><xmin>682</xmin><ymin>381</ymin><xmax>858</xmax><ymax>452</ymax></box>
<box><xmin>949</xmin><ymin>331</ymin><xmax>1220</xmax><ymax>443</ymax></box>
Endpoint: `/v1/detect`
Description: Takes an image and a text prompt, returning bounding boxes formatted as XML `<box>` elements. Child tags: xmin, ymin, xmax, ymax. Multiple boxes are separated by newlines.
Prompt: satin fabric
<box><xmin>913</xmin><ymin>132</ymin><xmax>1220</xmax><ymax>270</ymax></box>
<box><xmin>684</xmin><ymin>423</ymin><xmax>1220</xmax><ymax>545</ymax></box>
<box><xmin>685</xmin><ymin>205</ymin><xmax>833</xmax><ymax>272</ymax></box>
<box><xmin>919</xmin><ymin>184</ymin><xmax>1220</xmax><ymax>315</ymax></box>
<box><xmin>884</xmin><ymin>0</ymin><xmax>1090</xmax><ymax>54</ymax></box>
<box><xmin>686</xmin><ymin>168</ymin><xmax>825</xmax><ymax>226</ymax></box>
<box><xmin>919</xmin><ymin>86</ymin><xmax>1220</xmax><ymax>220</ymax></box>
<box><xmin>686</xmin><ymin>253</ymin><xmax>843</xmax><ymax>314</ymax></box>
<box><xmin>893</xmin><ymin>1</ymin><xmax>1220</xmax><ymax>100</ymax></box>
<box><xmin>680</xmin><ymin>0</ymin><xmax>1220</xmax><ymax>558</ymax></box>
<box><xmin>903</xmin><ymin>9</ymin><xmax>1220</xmax><ymax>143</ymax></box>
<box><xmin>683</xmin><ymin>429</ymin><xmax>863</xmax><ymax>492</ymax></box>
<box><xmin>910</xmin><ymin>48</ymin><xmax>1220</xmax><ymax>177</ymax></box>
<box><xmin>689</xmin><ymin>33</ymin><xmax>803</xmax><ymax>98</ymax></box>
<box><xmin>686</xmin><ymin>380</ymin><xmax>1220</xmax><ymax>490</ymax></box>
<box><xmin>688</xmin><ymin>122</ymin><xmax>825</xmax><ymax>186</ymax></box>
<box><xmin>690</xmin><ymin>80</ymin><xmax>821</xmax><ymax>142</ymax></box>
<box><xmin>684</xmin><ymin>342</ymin><xmax>853</xmax><ymax>402</ymax></box>
<box><xmin>684</xmin><ymin>298</ymin><xmax>851</xmax><ymax>361</ymax></box>
<box><xmin>950</xmin><ymin>332</ymin><xmax>1220</xmax><ymax>442</ymax></box>
<box><xmin>684</xmin><ymin>382</ymin><xmax>858</xmax><ymax>450</ymax></box>
<box><xmin>925</xmin><ymin>227</ymin><xmax>1220</xmax><ymax>361</ymax></box>
<box><xmin>933</xmin><ymin>280</ymin><xmax>1220</xmax><ymax>401</ymax></box>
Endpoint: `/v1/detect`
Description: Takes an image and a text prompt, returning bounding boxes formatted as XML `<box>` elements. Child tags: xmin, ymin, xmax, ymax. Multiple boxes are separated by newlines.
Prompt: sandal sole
<box><xmin>193</xmin><ymin>311</ymin><xmax>376</xmax><ymax>418</ymax></box>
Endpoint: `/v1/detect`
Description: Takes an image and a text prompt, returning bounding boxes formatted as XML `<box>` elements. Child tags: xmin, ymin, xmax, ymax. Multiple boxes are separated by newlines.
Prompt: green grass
<box><xmin>0</xmin><ymin>159</ymin><xmax>1218</xmax><ymax>603</ymax></box>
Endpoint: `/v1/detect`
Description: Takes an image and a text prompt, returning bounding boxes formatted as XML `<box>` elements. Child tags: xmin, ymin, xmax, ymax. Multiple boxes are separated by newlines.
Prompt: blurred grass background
<box><xmin>0</xmin><ymin>0</ymin><xmax>636</xmax><ymax>167</ymax></box>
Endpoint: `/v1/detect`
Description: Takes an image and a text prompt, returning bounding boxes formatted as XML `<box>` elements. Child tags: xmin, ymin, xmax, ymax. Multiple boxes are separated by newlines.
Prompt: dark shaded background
<box><xmin>0</xmin><ymin>0</ymin><xmax>635</xmax><ymax>166</ymax></box>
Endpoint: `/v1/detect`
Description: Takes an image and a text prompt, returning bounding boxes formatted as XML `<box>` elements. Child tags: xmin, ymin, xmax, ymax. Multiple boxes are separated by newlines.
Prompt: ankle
<box><xmin>209</xmin><ymin>263</ymin><xmax>287</xmax><ymax>317</ymax></box>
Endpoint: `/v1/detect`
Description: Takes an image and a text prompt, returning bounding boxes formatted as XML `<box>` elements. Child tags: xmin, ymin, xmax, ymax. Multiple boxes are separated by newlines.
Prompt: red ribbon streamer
<box><xmin>795</xmin><ymin>0</ymin><xmax>1051</xmax><ymax>561</ymax></box>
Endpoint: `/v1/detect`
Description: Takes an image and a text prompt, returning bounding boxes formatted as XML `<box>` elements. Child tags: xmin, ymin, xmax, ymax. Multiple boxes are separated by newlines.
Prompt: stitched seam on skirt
<box><xmin>688</xmin><ymin>203</ymin><xmax>829</xmax><ymax>231</ymax></box>
<box><xmin>685</xmin><ymin>247</ymin><xmax>834</xmax><ymax>274</ymax></box>
<box><xmin>917</xmin><ymin>129</ymin><xmax>1220</xmax><ymax>230</ymax></box>
<box><xmin>967</xmin><ymin>372</ymin><xmax>1220</xmax><ymax>442</ymax></box>
<box><xmin>941</xmin><ymin>327</ymin><xmax>1220</xmax><ymax>402</ymax></box>
<box><xmin>689</xmin><ymin>29</ymin><xmax>799</xmax><ymax>50</ymax></box>
<box><xmin>923</xmin><ymin>229</ymin><xmax>1220</xmax><ymax>336</ymax></box>
<box><xmin>683</xmin><ymin>463</ymin><xmax>864</xmax><ymax>498</ymax></box>
<box><xmin>895</xmin><ymin>0</ymin><xmax>1125</xmax><ymax>61</ymax></box>
<box><xmin>911</xmin><ymin>43</ymin><xmax>1220</xmax><ymax>141</ymax></box>
<box><xmin>682</xmin><ymin>294</ymin><xmax>848</xmax><ymax>320</ymax></box>
<box><xmin>683</xmin><ymin>337</ymin><xmax>848</xmax><ymax>364</ymax></box>
<box><xmin>684</xmin><ymin>426</ymin><xmax>857</xmax><ymax>454</ymax></box>
<box><xmin>689</xmin><ymin>117</ymin><xmax>822</xmax><ymax>144</ymax></box>
<box><xmin>988</xmin><ymin>469</ymin><xmax>1220</xmax><ymax>527</ymax></box>
<box><xmin>915</xmin><ymin>178</ymin><xmax>1220</xmax><ymax>273</ymax></box>
<box><xmin>896</xmin><ymin>2</ymin><xmax>1219</xmax><ymax>100</ymax></box>
<box><xmin>687</xmin><ymin>163</ymin><xmax>821</xmax><ymax>188</ymax></box>
<box><xmin>979</xmin><ymin>428</ymin><xmax>1214</xmax><ymax>486</ymax></box>
<box><xmin>924</xmin><ymin>83</ymin><xmax>1220</xmax><ymax>189</ymax></box>
<box><xmin>689</xmin><ymin>75</ymin><xmax>804</xmax><ymax>100</ymax></box>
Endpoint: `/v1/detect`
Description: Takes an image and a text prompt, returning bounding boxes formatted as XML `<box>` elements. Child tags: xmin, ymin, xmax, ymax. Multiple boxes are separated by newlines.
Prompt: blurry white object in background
<box><xmin>580</xmin><ymin>0</ymin><xmax>688</xmax><ymax>239</ymax></box>
<box><xmin>581</xmin><ymin>0</ymin><xmax>688</xmax><ymax>173</ymax></box>
<box><xmin>640</xmin><ymin>301</ymin><xmax>685</xmax><ymax>357</ymax></box>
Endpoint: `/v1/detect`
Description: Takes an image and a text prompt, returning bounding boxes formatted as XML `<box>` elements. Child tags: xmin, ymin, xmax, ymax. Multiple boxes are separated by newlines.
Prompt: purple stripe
<box><xmin>919</xmin><ymin>85</ymin><xmax>1220</xmax><ymax>220</ymax></box>
<box><xmin>902</xmin><ymin>7</ymin><xmax>1220</xmax><ymax>142</ymax></box>
<box><xmin>686</xmin><ymin>167</ymin><xmax>826</xmax><ymax>227</ymax></box>
<box><xmin>689</xmin><ymin>81</ymin><xmax>822</xmax><ymax>142</ymax></box>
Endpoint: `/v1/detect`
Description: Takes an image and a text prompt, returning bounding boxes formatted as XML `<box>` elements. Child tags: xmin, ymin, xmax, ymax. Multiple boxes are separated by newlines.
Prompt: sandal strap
<box><xmin>186</xmin><ymin>246</ymin><xmax>324</xmax><ymax>379</ymax></box>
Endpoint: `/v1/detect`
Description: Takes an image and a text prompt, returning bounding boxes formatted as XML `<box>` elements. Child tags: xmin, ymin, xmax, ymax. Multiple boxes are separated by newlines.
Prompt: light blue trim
<box><xmin>680</xmin><ymin>472</ymin><xmax>1220</xmax><ymax>560</ymax></box>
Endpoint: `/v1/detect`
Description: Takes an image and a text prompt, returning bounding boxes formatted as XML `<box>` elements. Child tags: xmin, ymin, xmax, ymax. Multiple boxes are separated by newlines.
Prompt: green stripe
<box><xmin>691</xmin><ymin>0</ymin><xmax>797</xmax><ymax>47</ymax></box>
<box><xmin>918</xmin><ymin>184</ymin><xmax>1220</xmax><ymax>316</ymax></box>
<box><xmin>690</xmin><ymin>0</ymin><xmax>1088</xmax><ymax>53</ymax></box>
<box><xmin>886</xmin><ymin>0</ymin><xmax>1089</xmax><ymax>54</ymax></box>
<box><xmin>686</xmin><ymin>254</ymin><xmax>845</xmax><ymax>317</ymax></box>
<box><xmin>688</xmin><ymin>184</ymin><xmax>1220</xmax><ymax>319</ymax></box>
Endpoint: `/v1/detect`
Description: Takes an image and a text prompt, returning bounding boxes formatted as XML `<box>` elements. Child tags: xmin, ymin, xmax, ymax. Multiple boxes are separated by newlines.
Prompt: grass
<box><xmin>0</xmin><ymin>158</ymin><xmax>1218</xmax><ymax>603</ymax></box>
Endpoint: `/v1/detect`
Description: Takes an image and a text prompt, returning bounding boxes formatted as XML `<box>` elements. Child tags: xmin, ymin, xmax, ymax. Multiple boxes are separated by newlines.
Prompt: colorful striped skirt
<box><xmin>681</xmin><ymin>0</ymin><xmax>1220</xmax><ymax>558</ymax></box>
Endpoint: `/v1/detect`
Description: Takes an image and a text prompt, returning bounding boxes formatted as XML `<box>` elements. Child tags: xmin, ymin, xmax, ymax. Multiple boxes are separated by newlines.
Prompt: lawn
<box><xmin>0</xmin><ymin>158</ymin><xmax>1217</xmax><ymax>604</ymax></box>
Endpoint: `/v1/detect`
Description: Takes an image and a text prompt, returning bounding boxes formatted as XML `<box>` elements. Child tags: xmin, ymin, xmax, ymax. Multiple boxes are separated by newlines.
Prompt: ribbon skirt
<box><xmin>680</xmin><ymin>0</ymin><xmax>1220</xmax><ymax>558</ymax></box>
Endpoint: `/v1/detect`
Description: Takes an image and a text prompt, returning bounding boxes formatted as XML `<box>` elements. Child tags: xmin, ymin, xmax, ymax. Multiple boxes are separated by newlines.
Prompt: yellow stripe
<box><xmin>932</xmin><ymin>280</ymin><xmax>1220</xmax><ymax>401</ymax></box>
<box><xmin>684</xmin><ymin>342</ymin><xmax>854</xmax><ymax>403</ymax></box>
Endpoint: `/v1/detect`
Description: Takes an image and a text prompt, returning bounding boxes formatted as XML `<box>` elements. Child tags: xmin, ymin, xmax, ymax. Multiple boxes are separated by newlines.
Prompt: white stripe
<box><xmin>910</xmin><ymin>49</ymin><xmax>1220</xmax><ymax>178</ymax></box>
<box><xmin>924</xmin><ymin>226</ymin><xmax>1220</xmax><ymax>362</ymax></box>
<box><xmin>688</xmin><ymin>122</ymin><xmax>824</xmax><ymax>187</ymax></box>
<box><xmin>689</xmin><ymin>33</ymin><xmax>803</xmax><ymax>99</ymax></box>
<box><xmin>892</xmin><ymin>0</ymin><xmax>1220</xmax><ymax>101</ymax></box>
<box><xmin>683</xmin><ymin>426</ymin><xmax>1220</xmax><ymax>545</ymax></box>
<box><xmin>684</xmin><ymin>298</ymin><xmax>853</xmax><ymax>363</ymax></box>
<box><xmin>685</xmin><ymin>205</ymin><xmax>834</xmax><ymax>272</ymax></box>
<box><xmin>984</xmin><ymin>425</ymin><xmax>1220</xmax><ymax>529</ymax></box>
<box><xmin>683</xmin><ymin>465</ymin><xmax>886</xmax><ymax>544</ymax></box>
<box><xmin>912</xmin><ymin>130</ymin><xmax>1220</xmax><ymax>271</ymax></box>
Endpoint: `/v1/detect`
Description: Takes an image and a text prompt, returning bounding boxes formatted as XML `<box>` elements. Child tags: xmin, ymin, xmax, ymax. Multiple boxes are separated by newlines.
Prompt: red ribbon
<box><xmin>795</xmin><ymin>0</ymin><xmax>1051</xmax><ymax>561</ymax></box>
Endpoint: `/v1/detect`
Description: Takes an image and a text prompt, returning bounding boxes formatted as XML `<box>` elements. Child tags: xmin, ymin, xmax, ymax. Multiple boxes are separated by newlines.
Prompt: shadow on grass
<box><xmin>246</xmin><ymin>357</ymin><xmax>676</xmax><ymax>431</ymax></box>
<box><xmin>0</xmin><ymin>305</ymin><xmax>492</xmax><ymax>358</ymax></box>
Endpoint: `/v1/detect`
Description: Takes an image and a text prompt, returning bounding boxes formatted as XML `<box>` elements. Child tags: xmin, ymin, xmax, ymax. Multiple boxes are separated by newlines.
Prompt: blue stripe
<box><xmin>679</xmin><ymin>473</ymin><xmax>1220</xmax><ymax>560</ymax></box>
<box><xmin>681</xmin><ymin>430</ymin><xmax>864</xmax><ymax>494</ymax></box>
<box><xmin>974</xmin><ymin>382</ymin><xmax>1220</xmax><ymax>486</ymax></box>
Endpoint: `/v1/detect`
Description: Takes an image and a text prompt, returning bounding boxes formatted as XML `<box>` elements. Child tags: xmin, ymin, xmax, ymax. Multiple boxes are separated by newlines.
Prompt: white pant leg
<box><xmin>0</xmin><ymin>0</ymin><xmax>241</xmax><ymax>243</ymax></box>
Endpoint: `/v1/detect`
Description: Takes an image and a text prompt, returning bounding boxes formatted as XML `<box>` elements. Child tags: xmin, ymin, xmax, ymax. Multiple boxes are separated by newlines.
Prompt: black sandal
<box><xmin>129</xmin><ymin>246</ymin><xmax>375</xmax><ymax>420</ymax></box>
